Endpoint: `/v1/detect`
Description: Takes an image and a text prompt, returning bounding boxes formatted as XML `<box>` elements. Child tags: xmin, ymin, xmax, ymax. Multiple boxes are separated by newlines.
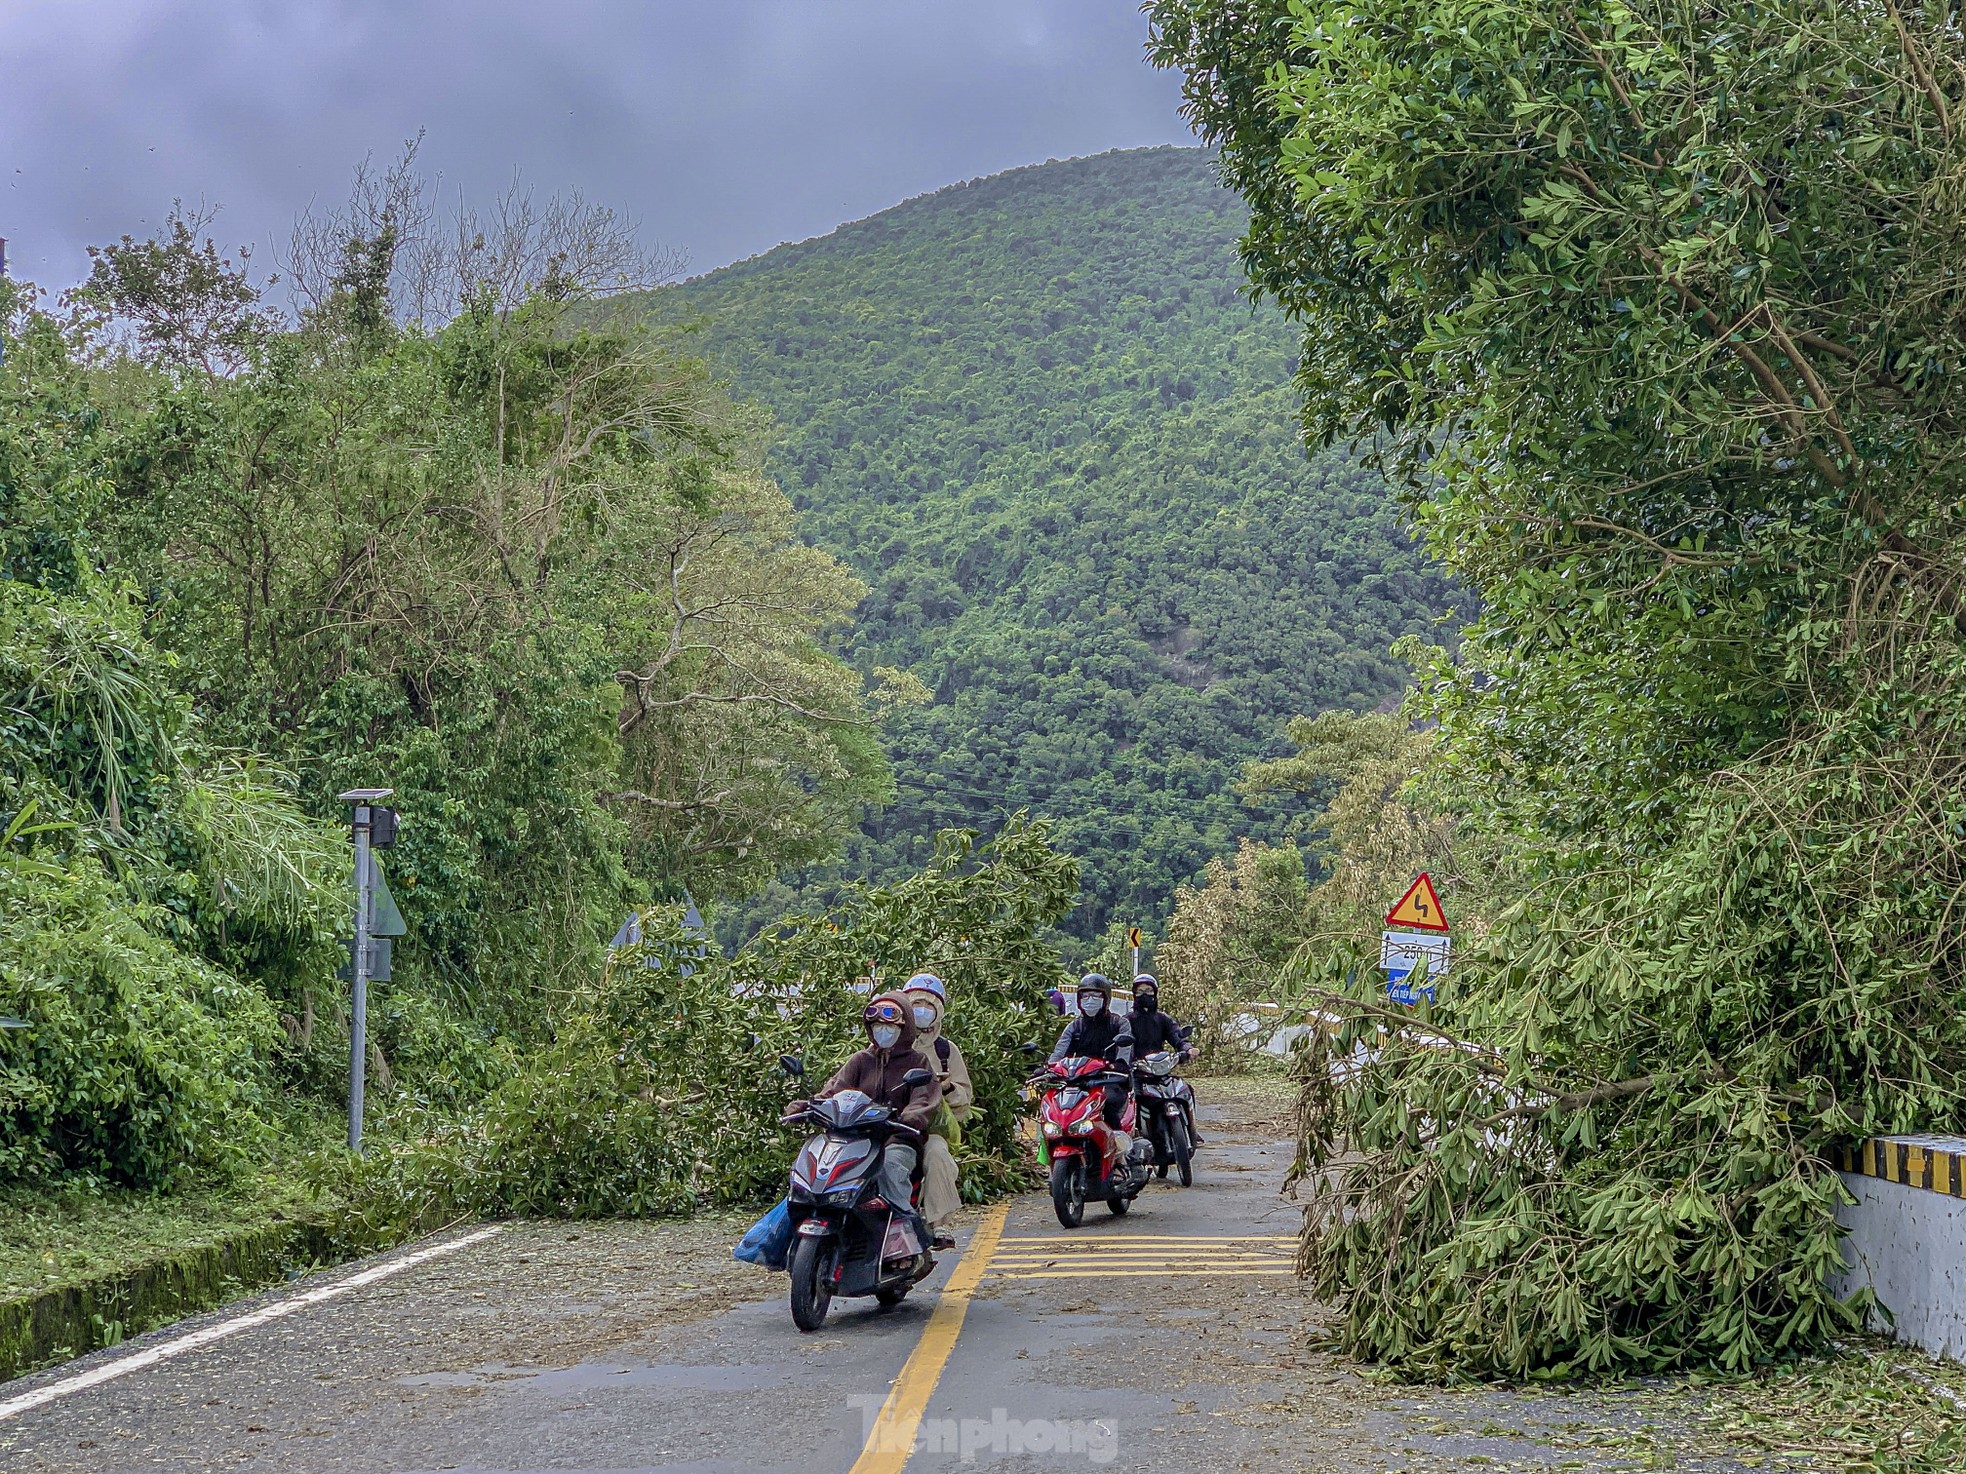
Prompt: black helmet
<box><xmin>1076</xmin><ymin>973</ymin><xmax>1112</xmax><ymax>1001</ymax></box>
<box><xmin>1132</xmin><ymin>973</ymin><xmax>1159</xmax><ymax>1005</ymax></box>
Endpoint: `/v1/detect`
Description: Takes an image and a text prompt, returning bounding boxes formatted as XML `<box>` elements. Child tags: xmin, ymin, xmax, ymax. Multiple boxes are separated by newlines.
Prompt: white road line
<box><xmin>0</xmin><ymin>1226</ymin><xmax>503</xmax><ymax>1425</ymax></box>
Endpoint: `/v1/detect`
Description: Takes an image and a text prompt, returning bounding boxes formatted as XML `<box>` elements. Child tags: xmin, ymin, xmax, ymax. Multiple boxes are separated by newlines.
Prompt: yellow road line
<box><xmin>847</xmin><ymin>1202</ymin><xmax>1009</xmax><ymax>1474</ymax></box>
<box><xmin>994</xmin><ymin>1268</ymin><xmax>1293</xmax><ymax>1279</ymax></box>
<box><xmin>997</xmin><ymin>1235</ymin><xmax>1295</xmax><ymax>1244</ymax></box>
<box><xmin>992</xmin><ymin>1251</ymin><xmax>1289</xmax><ymax>1261</ymax></box>
<box><xmin>992</xmin><ymin>1260</ymin><xmax>1290</xmax><ymax>1270</ymax></box>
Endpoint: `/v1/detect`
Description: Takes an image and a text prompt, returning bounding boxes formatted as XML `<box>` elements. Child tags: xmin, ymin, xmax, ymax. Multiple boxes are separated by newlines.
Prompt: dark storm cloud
<box><xmin>0</xmin><ymin>0</ymin><xmax>1195</xmax><ymax>291</ymax></box>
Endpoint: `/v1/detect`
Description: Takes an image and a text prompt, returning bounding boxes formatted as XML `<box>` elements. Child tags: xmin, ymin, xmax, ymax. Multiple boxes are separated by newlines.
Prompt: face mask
<box><xmin>1135</xmin><ymin>995</ymin><xmax>1156</xmax><ymax>1011</ymax></box>
<box><xmin>871</xmin><ymin>1023</ymin><xmax>901</xmax><ymax>1049</ymax></box>
<box><xmin>912</xmin><ymin>1004</ymin><xmax>937</xmax><ymax>1030</ymax></box>
<box><xmin>1080</xmin><ymin>996</ymin><xmax>1104</xmax><ymax>1017</ymax></box>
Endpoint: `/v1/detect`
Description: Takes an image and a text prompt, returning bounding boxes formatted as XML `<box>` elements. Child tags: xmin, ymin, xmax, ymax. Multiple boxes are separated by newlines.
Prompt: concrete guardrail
<box><xmin>1829</xmin><ymin>1135</ymin><xmax>1966</xmax><ymax>1364</ymax></box>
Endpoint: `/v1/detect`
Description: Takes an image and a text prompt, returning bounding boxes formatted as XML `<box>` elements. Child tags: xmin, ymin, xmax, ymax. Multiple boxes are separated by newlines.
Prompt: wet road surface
<box><xmin>0</xmin><ymin>1088</ymin><xmax>1361</xmax><ymax>1473</ymax></box>
<box><xmin>0</xmin><ymin>1085</ymin><xmax>1783</xmax><ymax>1473</ymax></box>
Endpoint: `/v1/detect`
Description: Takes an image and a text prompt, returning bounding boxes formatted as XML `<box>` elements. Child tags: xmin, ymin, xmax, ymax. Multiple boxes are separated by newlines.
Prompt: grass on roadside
<box><xmin>1</xmin><ymin>1106</ymin><xmax>345</xmax><ymax>1302</ymax></box>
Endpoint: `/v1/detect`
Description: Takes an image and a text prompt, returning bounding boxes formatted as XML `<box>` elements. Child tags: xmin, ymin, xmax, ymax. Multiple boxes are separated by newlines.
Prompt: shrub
<box><xmin>324</xmin><ymin>818</ymin><xmax>1076</xmax><ymax>1233</ymax></box>
<box><xmin>1</xmin><ymin>846</ymin><xmax>281</xmax><ymax>1188</ymax></box>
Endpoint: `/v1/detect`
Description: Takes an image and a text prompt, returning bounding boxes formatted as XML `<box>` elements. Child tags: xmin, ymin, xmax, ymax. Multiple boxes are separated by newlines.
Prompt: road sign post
<box><xmin>339</xmin><ymin>787</ymin><xmax>397</xmax><ymax>1153</ymax></box>
<box><xmin>1128</xmin><ymin>925</ymin><xmax>1143</xmax><ymax>978</ymax></box>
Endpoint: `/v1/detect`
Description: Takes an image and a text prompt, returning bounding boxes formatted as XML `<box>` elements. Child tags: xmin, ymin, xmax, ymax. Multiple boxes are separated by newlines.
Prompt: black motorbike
<box><xmin>1134</xmin><ymin>1049</ymin><xmax>1196</xmax><ymax>1186</ymax></box>
<box><xmin>778</xmin><ymin>1058</ymin><xmax>936</xmax><ymax>1332</ymax></box>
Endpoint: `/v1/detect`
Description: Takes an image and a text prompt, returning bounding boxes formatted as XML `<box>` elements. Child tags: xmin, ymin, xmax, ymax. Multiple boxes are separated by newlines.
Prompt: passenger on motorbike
<box><xmin>794</xmin><ymin>993</ymin><xmax>939</xmax><ymax>1231</ymax></box>
<box><xmin>1129</xmin><ymin>973</ymin><xmax>1201</xmax><ymax>1145</ymax></box>
<box><xmin>1126</xmin><ymin>974</ymin><xmax>1188</xmax><ymax>1058</ymax></box>
<box><xmin>1048</xmin><ymin>974</ymin><xmax>1134</xmax><ymax>1129</ymax></box>
<box><xmin>903</xmin><ymin>973</ymin><xmax>972</xmax><ymax>1249</ymax></box>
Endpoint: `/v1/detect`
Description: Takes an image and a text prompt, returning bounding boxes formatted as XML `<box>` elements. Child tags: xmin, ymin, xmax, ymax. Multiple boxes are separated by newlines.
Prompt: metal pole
<box><xmin>349</xmin><ymin>807</ymin><xmax>373</xmax><ymax>1153</ymax></box>
<box><xmin>338</xmin><ymin>786</ymin><xmax>392</xmax><ymax>1153</ymax></box>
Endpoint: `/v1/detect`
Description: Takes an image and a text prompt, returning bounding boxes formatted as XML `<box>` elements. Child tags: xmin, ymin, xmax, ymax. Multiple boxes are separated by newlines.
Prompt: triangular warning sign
<box><xmin>1385</xmin><ymin>872</ymin><xmax>1450</xmax><ymax>933</ymax></box>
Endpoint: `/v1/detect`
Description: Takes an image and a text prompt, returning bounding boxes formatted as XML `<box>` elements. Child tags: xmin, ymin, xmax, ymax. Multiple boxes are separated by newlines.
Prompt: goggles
<box><xmin>864</xmin><ymin>1000</ymin><xmax>906</xmax><ymax>1026</ymax></box>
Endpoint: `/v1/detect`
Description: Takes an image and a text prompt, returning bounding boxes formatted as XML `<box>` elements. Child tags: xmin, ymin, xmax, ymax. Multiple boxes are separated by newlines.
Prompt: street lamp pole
<box><xmin>339</xmin><ymin>787</ymin><xmax>394</xmax><ymax>1153</ymax></box>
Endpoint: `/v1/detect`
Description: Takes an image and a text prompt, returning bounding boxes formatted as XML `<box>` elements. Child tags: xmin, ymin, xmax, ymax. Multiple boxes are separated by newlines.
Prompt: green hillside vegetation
<box><xmin>640</xmin><ymin>147</ymin><xmax>1468</xmax><ymax>947</ymax></box>
<box><xmin>0</xmin><ymin>173</ymin><xmax>1009</xmax><ymax>1222</ymax></box>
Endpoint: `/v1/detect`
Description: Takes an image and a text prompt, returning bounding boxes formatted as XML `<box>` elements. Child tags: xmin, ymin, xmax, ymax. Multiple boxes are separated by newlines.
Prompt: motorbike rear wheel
<box><xmin>1169</xmin><ymin>1115</ymin><xmax>1193</xmax><ymax>1187</ymax></box>
<box><xmin>789</xmin><ymin>1235</ymin><xmax>834</xmax><ymax>1332</ymax></box>
<box><xmin>876</xmin><ymin>1285</ymin><xmax>910</xmax><ymax>1307</ymax></box>
<box><xmin>1049</xmin><ymin>1157</ymin><xmax>1085</xmax><ymax>1228</ymax></box>
<box><xmin>1106</xmin><ymin>1193</ymin><xmax>1130</xmax><ymax>1216</ymax></box>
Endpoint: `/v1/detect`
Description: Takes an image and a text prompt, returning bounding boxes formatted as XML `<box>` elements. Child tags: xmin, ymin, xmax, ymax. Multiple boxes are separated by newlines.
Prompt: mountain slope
<box><xmin>643</xmin><ymin>146</ymin><xmax>1467</xmax><ymax>943</ymax></box>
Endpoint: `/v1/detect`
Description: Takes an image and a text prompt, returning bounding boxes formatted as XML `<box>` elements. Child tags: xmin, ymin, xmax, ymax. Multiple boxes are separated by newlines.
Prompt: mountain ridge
<box><xmin>639</xmin><ymin>145</ymin><xmax>1467</xmax><ymax>946</ymax></box>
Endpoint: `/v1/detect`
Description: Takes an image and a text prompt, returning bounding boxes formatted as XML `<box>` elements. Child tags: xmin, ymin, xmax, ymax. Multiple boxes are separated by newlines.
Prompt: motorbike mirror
<box><xmin>778</xmin><ymin>1053</ymin><xmax>805</xmax><ymax>1078</ymax></box>
<box><xmin>901</xmin><ymin>1068</ymin><xmax>935</xmax><ymax>1088</ymax></box>
<box><xmin>1018</xmin><ymin>1040</ymin><xmax>1042</xmax><ymax>1054</ymax></box>
<box><xmin>741</xmin><ymin>1031</ymin><xmax>761</xmax><ymax>1051</ymax></box>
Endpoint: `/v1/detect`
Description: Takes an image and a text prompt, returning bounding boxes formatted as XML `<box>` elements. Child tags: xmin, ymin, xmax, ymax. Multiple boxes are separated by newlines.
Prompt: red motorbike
<box><xmin>1033</xmin><ymin>1056</ymin><xmax>1153</xmax><ymax>1227</ymax></box>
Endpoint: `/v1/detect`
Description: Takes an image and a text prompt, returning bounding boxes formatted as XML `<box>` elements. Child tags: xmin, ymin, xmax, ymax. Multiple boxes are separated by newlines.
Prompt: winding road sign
<box><xmin>1385</xmin><ymin>872</ymin><xmax>1450</xmax><ymax>933</ymax></box>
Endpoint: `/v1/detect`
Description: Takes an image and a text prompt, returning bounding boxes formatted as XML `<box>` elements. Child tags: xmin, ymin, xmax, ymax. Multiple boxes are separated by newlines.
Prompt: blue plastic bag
<box><xmin>734</xmin><ymin>1199</ymin><xmax>795</xmax><ymax>1270</ymax></box>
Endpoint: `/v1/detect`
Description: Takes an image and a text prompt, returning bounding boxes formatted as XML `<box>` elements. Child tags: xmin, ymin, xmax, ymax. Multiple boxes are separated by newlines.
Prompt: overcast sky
<box><xmin>1</xmin><ymin>0</ymin><xmax>1197</xmax><ymax>292</ymax></box>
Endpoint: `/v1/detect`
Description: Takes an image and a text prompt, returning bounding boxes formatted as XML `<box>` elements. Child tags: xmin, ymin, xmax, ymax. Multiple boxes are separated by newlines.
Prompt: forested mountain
<box><xmin>641</xmin><ymin>147</ymin><xmax>1467</xmax><ymax>944</ymax></box>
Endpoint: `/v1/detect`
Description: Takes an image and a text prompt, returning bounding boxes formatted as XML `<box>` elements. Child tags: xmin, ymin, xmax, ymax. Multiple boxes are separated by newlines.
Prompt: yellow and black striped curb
<box><xmin>1838</xmin><ymin>1137</ymin><xmax>1966</xmax><ymax>1199</ymax></box>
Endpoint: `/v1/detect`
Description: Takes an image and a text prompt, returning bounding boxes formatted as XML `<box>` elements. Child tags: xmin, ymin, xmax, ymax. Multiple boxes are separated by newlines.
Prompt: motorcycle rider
<box><xmin>1129</xmin><ymin>973</ymin><xmax>1202</xmax><ymax>1145</ymax></box>
<box><xmin>1127</xmin><ymin>974</ymin><xmax>1187</xmax><ymax>1057</ymax></box>
<box><xmin>798</xmin><ymin>993</ymin><xmax>939</xmax><ymax>1234</ymax></box>
<box><xmin>903</xmin><ymin>973</ymin><xmax>973</xmax><ymax>1250</ymax></box>
<box><xmin>1047</xmin><ymin>973</ymin><xmax>1134</xmax><ymax>1129</ymax></box>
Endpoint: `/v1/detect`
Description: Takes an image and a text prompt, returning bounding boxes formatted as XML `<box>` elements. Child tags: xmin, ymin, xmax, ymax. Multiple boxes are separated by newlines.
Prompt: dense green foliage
<box><xmin>2</xmin><ymin>179</ymin><xmax>899</xmax><ymax>1193</ymax></box>
<box><xmin>1153</xmin><ymin>0</ymin><xmax>1966</xmax><ymax>1376</ymax></box>
<box><xmin>640</xmin><ymin>147</ymin><xmax>1467</xmax><ymax>948</ymax></box>
<box><xmin>325</xmin><ymin>819</ymin><xmax>1074</xmax><ymax>1233</ymax></box>
<box><xmin>99</xmin><ymin>252</ymin><xmax>889</xmax><ymax>1010</ymax></box>
<box><xmin>2</xmin><ymin>285</ymin><xmax>341</xmax><ymax>1186</ymax></box>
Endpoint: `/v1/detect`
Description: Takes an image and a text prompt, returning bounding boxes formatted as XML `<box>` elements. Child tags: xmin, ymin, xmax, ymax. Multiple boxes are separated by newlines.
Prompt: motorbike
<box><xmin>1032</xmin><ymin>1055</ymin><xmax>1153</xmax><ymax>1227</ymax></box>
<box><xmin>778</xmin><ymin>1057</ymin><xmax>937</xmax><ymax>1332</ymax></box>
<box><xmin>1133</xmin><ymin>1049</ymin><xmax>1196</xmax><ymax>1186</ymax></box>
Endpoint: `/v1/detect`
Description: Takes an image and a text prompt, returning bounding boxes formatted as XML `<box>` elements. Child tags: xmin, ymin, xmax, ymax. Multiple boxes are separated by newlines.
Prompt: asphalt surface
<box><xmin>0</xmin><ymin>1086</ymin><xmax>1792</xmax><ymax>1474</ymax></box>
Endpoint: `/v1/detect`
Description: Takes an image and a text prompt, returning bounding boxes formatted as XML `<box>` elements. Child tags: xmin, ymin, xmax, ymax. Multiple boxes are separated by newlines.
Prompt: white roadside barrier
<box><xmin>1828</xmin><ymin>1136</ymin><xmax>1966</xmax><ymax>1364</ymax></box>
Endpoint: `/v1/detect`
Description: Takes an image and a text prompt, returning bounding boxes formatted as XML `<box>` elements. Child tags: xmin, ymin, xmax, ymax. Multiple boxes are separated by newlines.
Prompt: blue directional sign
<box><xmin>1382</xmin><ymin>929</ymin><xmax>1450</xmax><ymax>1007</ymax></box>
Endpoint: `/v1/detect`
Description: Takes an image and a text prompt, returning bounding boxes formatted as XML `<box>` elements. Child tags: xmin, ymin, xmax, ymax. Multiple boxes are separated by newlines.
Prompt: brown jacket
<box><xmin>819</xmin><ymin>991</ymin><xmax>939</xmax><ymax>1131</ymax></box>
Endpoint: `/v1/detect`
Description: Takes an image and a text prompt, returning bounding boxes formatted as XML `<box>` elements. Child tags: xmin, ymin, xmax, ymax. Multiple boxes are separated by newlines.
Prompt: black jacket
<box><xmin>1128</xmin><ymin>1006</ymin><xmax>1184</xmax><ymax>1058</ymax></box>
<box><xmin>1049</xmin><ymin>1010</ymin><xmax>1134</xmax><ymax>1067</ymax></box>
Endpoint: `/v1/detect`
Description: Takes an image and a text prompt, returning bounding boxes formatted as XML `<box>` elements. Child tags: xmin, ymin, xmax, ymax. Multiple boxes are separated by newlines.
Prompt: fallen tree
<box><xmin>324</xmin><ymin>817</ymin><xmax>1076</xmax><ymax>1239</ymax></box>
<box><xmin>1151</xmin><ymin>0</ymin><xmax>1966</xmax><ymax>1374</ymax></box>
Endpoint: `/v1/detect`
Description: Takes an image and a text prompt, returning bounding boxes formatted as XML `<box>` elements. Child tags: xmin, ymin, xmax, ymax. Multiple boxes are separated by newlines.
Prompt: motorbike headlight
<box><xmin>1069</xmin><ymin>1117</ymin><xmax>1096</xmax><ymax>1136</ymax></box>
<box><xmin>826</xmin><ymin>1187</ymin><xmax>860</xmax><ymax>1204</ymax></box>
<box><xmin>1042</xmin><ymin>1121</ymin><xmax>1063</xmax><ymax>1139</ymax></box>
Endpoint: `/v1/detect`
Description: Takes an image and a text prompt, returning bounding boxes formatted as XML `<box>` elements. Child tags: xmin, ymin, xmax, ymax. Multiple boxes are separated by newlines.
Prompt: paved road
<box><xmin>0</xmin><ymin>1090</ymin><xmax>1369</xmax><ymax>1474</ymax></box>
<box><xmin>0</xmin><ymin>1086</ymin><xmax>1805</xmax><ymax>1474</ymax></box>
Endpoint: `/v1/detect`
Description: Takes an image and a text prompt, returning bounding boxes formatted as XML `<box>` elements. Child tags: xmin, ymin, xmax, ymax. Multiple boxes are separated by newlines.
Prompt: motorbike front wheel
<box><xmin>789</xmin><ymin>1235</ymin><xmax>834</xmax><ymax>1332</ymax></box>
<box><xmin>1168</xmin><ymin>1115</ymin><xmax>1194</xmax><ymax>1188</ymax></box>
<box><xmin>1049</xmin><ymin>1156</ymin><xmax>1085</xmax><ymax>1228</ymax></box>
